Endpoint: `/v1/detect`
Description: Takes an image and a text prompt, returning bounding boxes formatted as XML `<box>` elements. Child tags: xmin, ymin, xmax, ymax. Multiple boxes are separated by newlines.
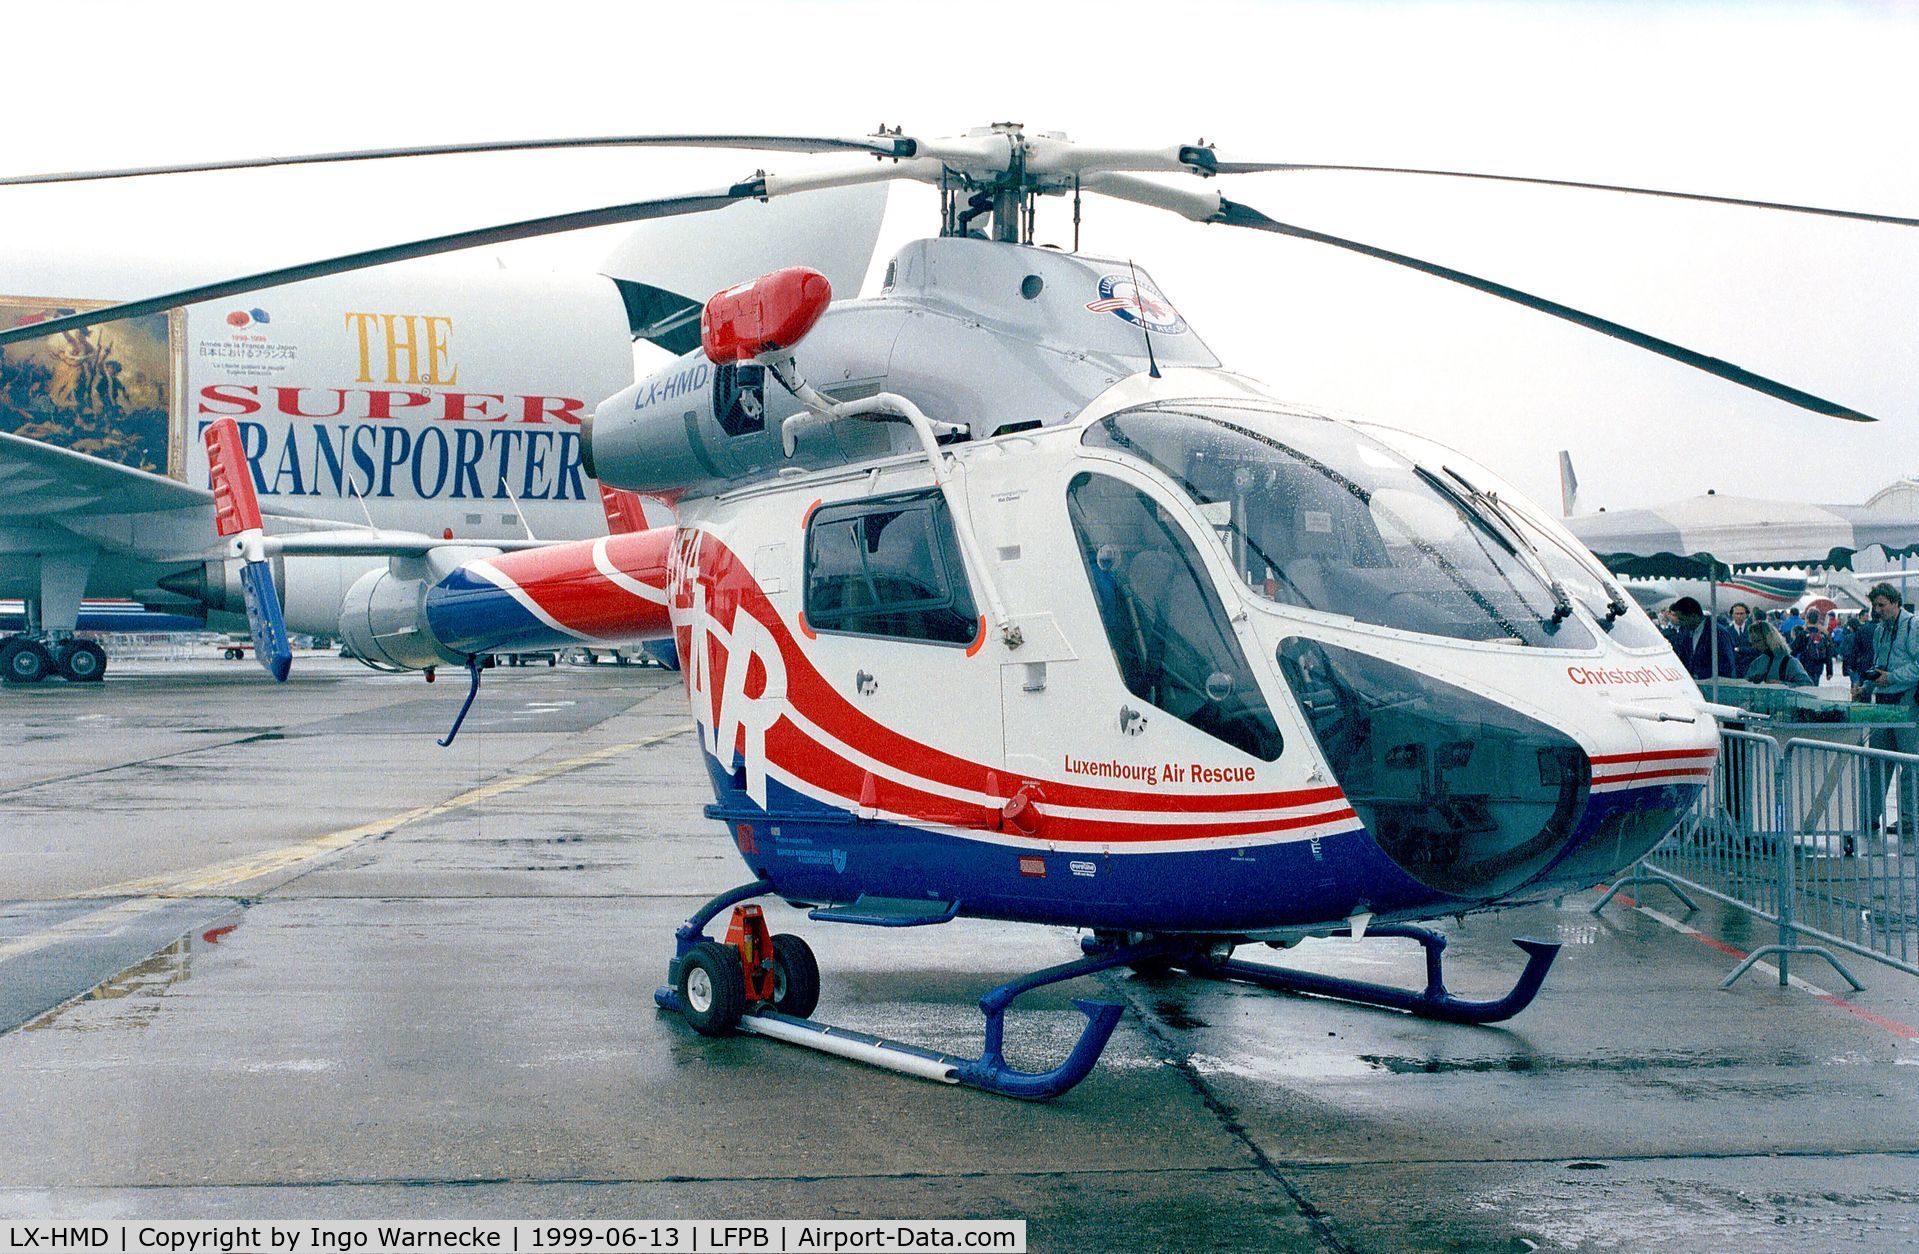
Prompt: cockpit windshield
<box><xmin>1083</xmin><ymin>403</ymin><xmax>1597</xmax><ymax>648</ymax></box>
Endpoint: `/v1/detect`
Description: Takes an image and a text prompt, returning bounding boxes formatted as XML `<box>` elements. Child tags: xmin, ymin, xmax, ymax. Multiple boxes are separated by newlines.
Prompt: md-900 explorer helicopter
<box><xmin>9</xmin><ymin>123</ymin><xmax>1902</xmax><ymax>1098</ymax></box>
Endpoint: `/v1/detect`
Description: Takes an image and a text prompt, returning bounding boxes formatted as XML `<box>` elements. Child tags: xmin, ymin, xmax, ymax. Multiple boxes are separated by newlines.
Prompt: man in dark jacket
<box><xmin>1843</xmin><ymin>610</ymin><xmax>1876</xmax><ymax>696</ymax></box>
<box><xmin>1669</xmin><ymin>596</ymin><xmax>1740</xmax><ymax>680</ymax></box>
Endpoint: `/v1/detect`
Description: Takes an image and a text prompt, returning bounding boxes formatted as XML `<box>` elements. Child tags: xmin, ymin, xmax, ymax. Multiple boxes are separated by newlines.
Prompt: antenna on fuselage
<box><xmin>345</xmin><ymin>471</ymin><xmax>378</xmax><ymax>531</ymax></box>
<box><xmin>1072</xmin><ymin>176</ymin><xmax>1081</xmax><ymax>253</ymax></box>
<box><xmin>1127</xmin><ymin>259</ymin><xmax>1161</xmax><ymax>380</ymax></box>
<box><xmin>499</xmin><ymin>476</ymin><xmax>538</xmax><ymax>541</ymax></box>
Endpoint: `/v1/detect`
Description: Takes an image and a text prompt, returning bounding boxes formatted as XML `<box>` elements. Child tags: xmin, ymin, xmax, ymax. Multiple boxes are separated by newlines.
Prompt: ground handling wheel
<box><xmin>770</xmin><ymin>933</ymin><xmax>821</xmax><ymax>1018</ymax></box>
<box><xmin>3</xmin><ymin>639</ymin><xmax>52</xmax><ymax>684</ymax></box>
<box><xmin>677</xmin><ymin>940</ymin><xmax>746</xmax><ymax>1036</ymax></box>
<box><xmin>54</xmin><ymin>640</ymin><xmax>106</xmax><ymax>682</ymax></box>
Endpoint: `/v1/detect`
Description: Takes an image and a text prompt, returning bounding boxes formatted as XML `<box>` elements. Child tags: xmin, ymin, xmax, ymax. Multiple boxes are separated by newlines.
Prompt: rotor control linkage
<box><xmin>654</xmin><ymin>880</ymin><xmax>1174</xmax><ymax>1100</ymax></box>
<box><xmin>1181</xmin><ymin>924</ymin><xmax>1561</xmax><ymax>1025</ymax></box>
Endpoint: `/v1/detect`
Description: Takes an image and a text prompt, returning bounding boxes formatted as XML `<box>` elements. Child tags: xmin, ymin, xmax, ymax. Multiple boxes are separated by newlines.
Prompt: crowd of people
<box><xmin>1654</xmin><ymin>588</ymin><xmax>1912</xmax><ymax>694</ymax></box>
<box><xmin>1659</xmin><ymin>584</ymin><xmax>1919</xmax><ymax>841</ymax></box>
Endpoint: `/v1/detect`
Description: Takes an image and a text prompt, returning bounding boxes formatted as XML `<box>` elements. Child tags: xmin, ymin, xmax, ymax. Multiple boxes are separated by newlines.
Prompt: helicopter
<box><xmin>4</xmin><ymin>123</ymin><xmax>1905</xmax><ymax>1099</ymax></box>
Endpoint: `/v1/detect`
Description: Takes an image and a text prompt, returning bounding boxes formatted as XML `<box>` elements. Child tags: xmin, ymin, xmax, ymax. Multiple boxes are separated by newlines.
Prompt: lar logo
<box><xmin>224</xmin><ymin>308</ymin><xmax>272</xmax><ymax>329</ymax></box>
<box><xmin>1085</xmin><ymin>274</ymin><xmax>1186</xmax><ymax>335</ymax></box>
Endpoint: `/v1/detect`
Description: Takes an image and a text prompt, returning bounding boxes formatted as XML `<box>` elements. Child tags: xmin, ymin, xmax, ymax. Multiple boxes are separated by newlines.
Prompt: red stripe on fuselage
<box><xmin>1592</xmin><ymin>768</ymin><xmax>1714</xmax><ymax>785</ymax></box>
<box><xmin>761</xmin><ymin>716</ymin><xmax>1360</xmax><ymax>841</ymax></box>
<box><xmin>1590</xmin><ymin>748</ymin><xmax>1717</xmax><ymax>765</ymax></box>
<box><xmin>687</xmin><ymin>531</ymin><xmax>1341</xmax><ymax>816</ymax></box>
<box><xmin>487</xmin><ymin>529</ymin><xmax>675</xmax><ymax>640</ymax></box>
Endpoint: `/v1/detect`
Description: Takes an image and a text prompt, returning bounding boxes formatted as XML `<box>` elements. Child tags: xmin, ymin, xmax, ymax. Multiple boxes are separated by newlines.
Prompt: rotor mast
<box><xmin>937</xmin><ymin>122</ymin><xmax>1038</xmax><ymax>244</ymax></box>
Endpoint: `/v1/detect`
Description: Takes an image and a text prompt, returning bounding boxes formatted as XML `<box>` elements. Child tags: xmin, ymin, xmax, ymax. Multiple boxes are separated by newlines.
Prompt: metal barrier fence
<box><xmin>1595</xmin><ymin>726</ymin><xmax>1919</xmax><ymax>989</ymax></box>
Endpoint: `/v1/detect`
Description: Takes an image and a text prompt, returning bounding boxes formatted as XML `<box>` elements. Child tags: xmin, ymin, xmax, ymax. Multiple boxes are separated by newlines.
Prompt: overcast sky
<box><xmin>5</xmin><ymin>0</ymin><xmax>1915</xmax><ymax>513</ymax></box>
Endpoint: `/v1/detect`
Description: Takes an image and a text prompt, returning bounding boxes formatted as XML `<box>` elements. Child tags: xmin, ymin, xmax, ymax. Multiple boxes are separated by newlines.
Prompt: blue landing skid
<box><xmin>1093</xmin><ymin>924</ymin><xmax>1560</xmax><ymax>1025</ymax></box>
<box><xmin>655</xmin><ymin>880</ymin><xmax>1175</xmax><ymax>1100</ymax></box>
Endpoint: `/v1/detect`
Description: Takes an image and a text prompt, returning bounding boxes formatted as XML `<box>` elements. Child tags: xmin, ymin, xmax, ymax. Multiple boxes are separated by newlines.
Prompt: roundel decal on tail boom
<box><xmin>1085</xmin><ymin>274</ymin><xmax>1187</xmax><ymax>335</ymax></box>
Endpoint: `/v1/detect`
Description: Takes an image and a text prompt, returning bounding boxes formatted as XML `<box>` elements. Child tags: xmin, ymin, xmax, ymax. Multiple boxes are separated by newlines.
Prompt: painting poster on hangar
<box><xmin>0</xmin><ymin>297</ymin><xmax>174</xmax><ymax>475</ymax></box>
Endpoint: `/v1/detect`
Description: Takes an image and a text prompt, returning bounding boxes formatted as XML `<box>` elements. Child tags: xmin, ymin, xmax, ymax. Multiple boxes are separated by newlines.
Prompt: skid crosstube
<box><xmin>654</xmin><ymin>880</ymin><xmax>1187</xmax><ymax>1100</ymax></box>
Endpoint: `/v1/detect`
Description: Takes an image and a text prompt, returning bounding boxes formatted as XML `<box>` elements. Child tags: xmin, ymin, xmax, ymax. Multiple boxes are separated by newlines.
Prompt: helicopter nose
<box><xmin>1523</xmin><ymin>732</ymin><xmax>1717</xmax><ymax>894</ymax></box>
<box><xmin>1276</xmin><ymin>637</ymin><xmax>1597</xmax><ymax>903</ymax></box>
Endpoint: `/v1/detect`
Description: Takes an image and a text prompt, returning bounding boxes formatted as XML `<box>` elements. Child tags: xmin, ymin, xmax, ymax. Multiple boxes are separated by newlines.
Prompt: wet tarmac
<box><xmin>2</xmin><ymin>656</ymin><xmax>1917</xmax><ymax>1251</ymax></box>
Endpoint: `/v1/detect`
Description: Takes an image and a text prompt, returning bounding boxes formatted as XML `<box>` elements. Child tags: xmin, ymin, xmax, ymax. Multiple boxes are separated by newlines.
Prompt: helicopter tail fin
<box><xmin>1558</xmin><ymin>450</ymin><xmax>1580</xmax><ymax>518</ymax></box>
<box><xmin>205</xmin><ymin>417</ymin><xmax>292</xmax><ymax>682</ymax></box>
<box><xmin>598</xmin><ymin>482</ymin><xmax>649</xmax><ymax>535</ymax></box>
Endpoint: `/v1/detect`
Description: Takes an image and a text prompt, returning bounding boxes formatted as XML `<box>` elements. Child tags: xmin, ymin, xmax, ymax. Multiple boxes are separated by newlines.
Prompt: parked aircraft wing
<box><xmin>258</xmin><ymin>530</ymin><xmax>556</xmax><ymax>558</ymax></box>
<box><xmin>0</xmin><ymin>428</ymin><xmax>208</xmax><ymax>518</ymax></box>
<box><xmin>0</xmin><ymin>429</ymin><xmax>380</xmax><ymax>558</ymax></box>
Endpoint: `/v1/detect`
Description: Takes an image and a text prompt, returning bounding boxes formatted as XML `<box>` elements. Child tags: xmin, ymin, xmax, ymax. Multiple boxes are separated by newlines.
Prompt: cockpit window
<box><xmin>1067</xmin><ymin>472</ymin><xmax>1283</xmax><ymax>761</ymax></box>
<box><xmin>1083</xmin><ymin>404</ymin><xmax>1597</xmax><ymax>648</ymax></box>
<box><xmin>1483</xmin><ymin>488</ymin><xmax>1670</xmax><ymax>650</ymax></box>
<box><xmin>1349</xmin><ymin>421</ymin><xmax>1670</xmax><ymax>651</ymax></box>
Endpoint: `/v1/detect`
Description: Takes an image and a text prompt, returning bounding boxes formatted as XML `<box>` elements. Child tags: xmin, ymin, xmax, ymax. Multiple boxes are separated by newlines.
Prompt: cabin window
<box><xmin>804</xmin><ymin>490</ymin><xmax>980</xmax><ymax>646</ymax></box>
<box><xmin>1067</xmin><ymin>472</ymin><xmax>1283</xmax><ymax>761</ymax></box>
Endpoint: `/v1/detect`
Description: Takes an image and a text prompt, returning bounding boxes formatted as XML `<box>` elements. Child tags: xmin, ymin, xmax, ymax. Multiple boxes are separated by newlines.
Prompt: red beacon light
<box><xmin>700</xmin><ymin>267</ymin><xmax>832</xmax><ymax>364</ymax></box>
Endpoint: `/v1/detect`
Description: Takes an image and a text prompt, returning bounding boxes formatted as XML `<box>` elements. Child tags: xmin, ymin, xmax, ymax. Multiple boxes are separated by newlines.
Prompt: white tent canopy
<box><xmin>1566</xmin><ymin>494</ymin><xmax>1919</xmax><ymax>579</ymax></box>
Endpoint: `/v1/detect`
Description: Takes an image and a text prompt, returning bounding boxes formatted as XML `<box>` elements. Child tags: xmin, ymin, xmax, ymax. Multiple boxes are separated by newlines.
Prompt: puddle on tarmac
<box><xmin>1150</xmin><ymin>999</ymin><xmax>1210</xmax><ymax>1031</ymax></box>
<box><xmin>1186</xmin><ymin>1047</ymin><xmax>1379</xmax><ymax>1081</ymax></box>
<box><xmin>23</xmin><ymin>907</ymin><xmax>245</xmax><ymax>1034</ymax></box>
<box><xmin>1358</xmin><ymin>1050</ymin><xmax>1830</xmax><ymax>1075</ymax></box>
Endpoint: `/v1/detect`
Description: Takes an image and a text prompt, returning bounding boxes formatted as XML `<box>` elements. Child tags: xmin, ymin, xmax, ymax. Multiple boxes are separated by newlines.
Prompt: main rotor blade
<box><xmin>0</xmin><ymin>184</ymin><xmax>762</xmax><ymax>347</ymax></box>
<box><xmin>1211</xmin><ymin>198</ymin><xmax>1875</xmax><ymax>422</ymax></box>
<box><xmin>0</xmin><ymin>133</ymin><xmax>915</xmax><ymax>187</ymax></box>
<box><xmin>1074</xmin><ymin>175</ymin><xmax>1875</xmax><ymax>423</ymax></box>
<box><xmin>0</xmin><ymin>155</ymin><xmax>930</xmax><ymax>348</ymax></box>
<box><xmin>1184</xmin><ymin>152</ymin><xmax>1919</xmax><ymax>228</ymax></box>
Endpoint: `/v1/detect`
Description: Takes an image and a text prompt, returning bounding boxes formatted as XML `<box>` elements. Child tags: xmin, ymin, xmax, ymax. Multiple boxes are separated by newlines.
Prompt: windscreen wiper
<box><xmin>1416</xmin><ymin>465</ymin><xmax>1574</xmax><ymax>628</ymax></box>
<box><xmin>1487</xmin><ymin>493</ymin><xmax>1636</xmax><ymax>625</ymax></box>
<box><xmin>1451</xmin><ymin>467</ymin><xmax>1635</xmax><ymax>626</ymax></box>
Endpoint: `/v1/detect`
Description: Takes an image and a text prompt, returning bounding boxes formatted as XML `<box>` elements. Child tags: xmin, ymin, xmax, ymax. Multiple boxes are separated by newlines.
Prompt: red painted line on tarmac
<box><xmin>1615</xmin><ymin>893</ymin><xmax>1746</xmax><ymax>957</ymax></box>
<box><xmin>1814</xmin><ymin>994</ymin><xmax>1919</xmax><ymax>1041</ymax></box>
<box><xmin>1613</xmin><ymin>892</ymin><xmax>1919</xmax><ymax>1041</ymax></box>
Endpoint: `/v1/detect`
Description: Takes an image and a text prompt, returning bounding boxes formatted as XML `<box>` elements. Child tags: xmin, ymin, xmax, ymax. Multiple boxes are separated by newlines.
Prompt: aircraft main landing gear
<box><xmin>1</xmin><ymin>635</ymin><xmax>106</xmax><ymax>684</ymax></box>
<box><xmin>2</xmin><ymin>637</ymin><xmax>52</xmax><ymax>684</ymax></box>
<box><xmin>655</xmin><ymin>880</ymin><xmax>1169</xmax><ymax>1100</ymax></box>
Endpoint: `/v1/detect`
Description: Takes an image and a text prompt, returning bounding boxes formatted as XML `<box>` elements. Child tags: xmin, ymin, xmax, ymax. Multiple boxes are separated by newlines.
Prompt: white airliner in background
<box><xmin>0</xmin><ymin>186</ymin><xmax>887</xmax><ymax>682</ymax></box>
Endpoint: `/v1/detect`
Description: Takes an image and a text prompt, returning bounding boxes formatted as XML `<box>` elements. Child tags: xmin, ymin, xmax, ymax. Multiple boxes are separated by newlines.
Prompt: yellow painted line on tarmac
<box><xmin>0</xmin><ymin>723</ymin><xmax>694</xmax><ymax>964</ymax></box>
<box><xmin>0</xmin><ymin>898</ymin><xmax>164</xmax><ymax>963</ymax></box>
